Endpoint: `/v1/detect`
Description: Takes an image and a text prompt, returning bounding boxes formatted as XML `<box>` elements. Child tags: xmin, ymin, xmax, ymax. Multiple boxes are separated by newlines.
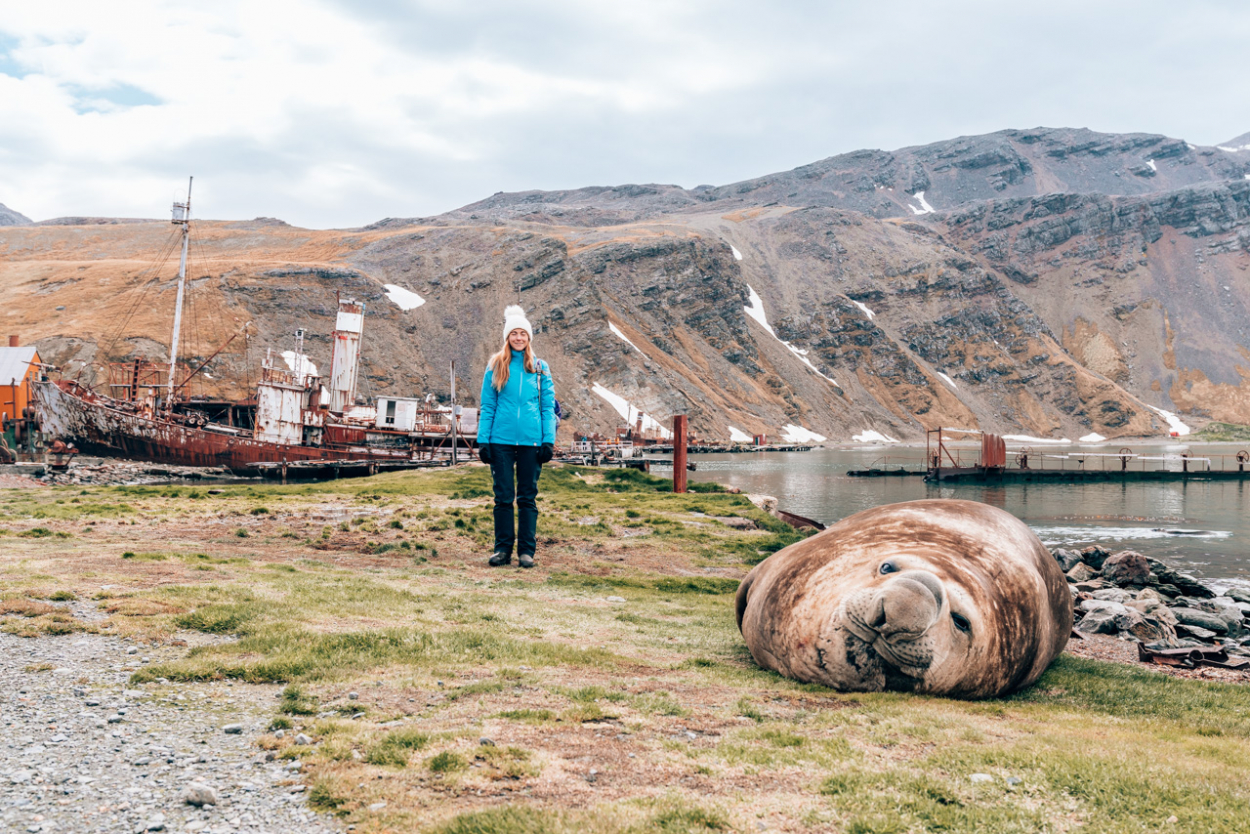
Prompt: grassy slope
<box><xmin>2</xmin><ymin>465</ymin><xmax>1248</xmax><ymax>833</ymax></box>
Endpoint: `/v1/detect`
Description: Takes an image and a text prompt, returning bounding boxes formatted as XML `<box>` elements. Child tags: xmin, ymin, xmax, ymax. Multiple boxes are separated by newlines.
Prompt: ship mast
<box><xmin>166</xmin><ymin>176</ymin><xmax>193</xmax><ymax>407</ymax></box>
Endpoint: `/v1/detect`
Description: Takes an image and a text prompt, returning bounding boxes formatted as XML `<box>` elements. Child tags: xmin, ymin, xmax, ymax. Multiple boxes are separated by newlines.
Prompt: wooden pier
<box><xmin>919</xmin><ymin>428</ymin><xmax>1250</xmax><ymax>485</ymax></box>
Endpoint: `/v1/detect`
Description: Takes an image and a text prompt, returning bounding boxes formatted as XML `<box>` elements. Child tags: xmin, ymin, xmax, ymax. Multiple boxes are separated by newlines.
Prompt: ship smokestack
<box><xmin>327</xmin><ymin>298</ymin><xmax>365</xmax><ymax>414</ymax></box>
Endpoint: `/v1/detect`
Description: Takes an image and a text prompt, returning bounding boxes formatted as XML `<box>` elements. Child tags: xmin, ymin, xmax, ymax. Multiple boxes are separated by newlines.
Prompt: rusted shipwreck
<box><xmin>33</xmin><ymin>182</ymin><xmax>472</xmax><ymax>474</ymax></box>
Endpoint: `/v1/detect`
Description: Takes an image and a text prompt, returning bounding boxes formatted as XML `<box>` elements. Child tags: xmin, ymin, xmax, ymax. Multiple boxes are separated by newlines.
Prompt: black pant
<box><xmin>489</xmin><ymin>444</ymin><xmax>541</xmax><ymax>557</ymax></box>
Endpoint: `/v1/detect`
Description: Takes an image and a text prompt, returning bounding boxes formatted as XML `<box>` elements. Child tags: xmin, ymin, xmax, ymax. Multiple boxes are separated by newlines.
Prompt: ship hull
<box><xmin>33</xmin><ymin>379</ymin><xmax>417</xmax><ymax>469</ymax></box>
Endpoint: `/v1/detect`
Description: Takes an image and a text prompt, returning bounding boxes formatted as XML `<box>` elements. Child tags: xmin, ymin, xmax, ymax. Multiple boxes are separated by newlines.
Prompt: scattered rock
<box><xmin>294</xmin><ymin>733</ymin><xmax>313</xmax><ymax>746</ymax></box>
<box><xmin>222</xmin><ymin>723</ymin><xmax>244</xmax><ymax>734</ymax></box>
<box><xmin>1067</xmin><ymin>563</ymin><xmax>1097</xmax><ymax>583</ymax></box>
<box><xmin>970</xmin><ymin>773</ymin><xmax>993</xmax><ymax>783</ymax></box>
<box><xmin>1077</xmin><ymin>604</ymin><xmax>1144</xmax><ymax>636</ymax></box>
<box><xmin>1080</xmin><ymin>545</ymin><xmax>1112</xmax><ymax>570</ymax></box>
<box><xmin>1051</xmin><ymin>548</ymin><xmax>1083</xmax><ymax>572</ymax></box>
<box><xmin>1171</xmin><ymin>608</ymin><xmax>1229</xmax><ymax>634</ymax></box>
<box><xmin>1175</xmin><ymin>623</ymin><xmax>1219</xmax><ymax>641</ymax></box>
<box><xmin>180</xmin><ymin>782</ymin><xmax>219</xmax><ymax>807</ymax></box>
<box><xmin>1101</xmin><ymin>551</ymin><xmax>1150</xmax><ymax>586</ymax></box>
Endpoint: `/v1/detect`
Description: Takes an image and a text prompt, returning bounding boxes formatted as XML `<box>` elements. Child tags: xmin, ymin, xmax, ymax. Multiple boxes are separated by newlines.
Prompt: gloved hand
<box><xmin>537</xmin><ymin>443</ymin><xmax>554</xmax><ymax>464</ymax></box>
<box><xmin>478</xmin><ymin>443</ymin><xmax>493</xmax><ymax>464</ymax></box>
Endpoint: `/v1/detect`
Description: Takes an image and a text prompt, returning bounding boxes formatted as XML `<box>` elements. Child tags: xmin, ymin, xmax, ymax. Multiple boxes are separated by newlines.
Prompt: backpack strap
<box><xmin>535</xmin><ymin>359</ymin><xmax>551</xmax><ymax>438</ymax></box>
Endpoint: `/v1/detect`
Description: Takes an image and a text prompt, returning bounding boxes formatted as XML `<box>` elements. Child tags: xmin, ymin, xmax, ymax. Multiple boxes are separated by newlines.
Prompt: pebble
<box><xmin>293</xmin><ymin>733</ymin><xmax>313</xmax><ymax>746</ymax></box>
<box><xmin>180</xmin><ymin>783</ymin><xmax>218</xmax><ymax>807</ymax></box>
<box><xmin>970</xmin><ymin>773</ymin><xmax>994</xmax><ymax>783</ymax></box>
<box><xmin>606</xmin><ymin>596</ymin><xmax>626</xmax><ymax>603</ymax></box>
<box><xmin>1</xmin><ymin>623</ymin><xmax>339</xmax><ymax>834</ymax></box>
<box><xmin>222</xmin><ymin>724</ymin><xmax>244</xmax><ymax>734</ymax></box>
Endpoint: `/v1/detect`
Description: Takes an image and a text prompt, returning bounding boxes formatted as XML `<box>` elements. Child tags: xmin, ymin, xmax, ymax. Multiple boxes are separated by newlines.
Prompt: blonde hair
<box><xmin>488</xmin><ymin>338</ymin><xmax>536</xmax><ymax>391</ymax></box>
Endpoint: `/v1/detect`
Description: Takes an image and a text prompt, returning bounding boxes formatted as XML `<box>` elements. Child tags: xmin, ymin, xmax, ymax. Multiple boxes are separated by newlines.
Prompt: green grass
<box><xmin>1012</xmin><ymin>654</ymin><xmax>1250</xmax><ymax>736</ymax></box>
<box><xmin>134</xmin><ymin>625</ymin><xmax>619</xmax><ymax>684</ymax></box>
<box><xmin>365</xmin><ymin>728</ymin><xmax>431</xmax><ymax>767</ymax></box>
<box><xmin>1192</xmin><ymin>421</ymin><xmax>1250</xmax><ymax>442</ymax></box>
<box><xmin>9</xmin><ymin>465</ymin><xmax>1250</xmax><ymax>832</ymax></box>
<box><xmin>494</xmin><ymin>708</ymin><xmax>556</xmax><ymax>723</ymax></box>
<box><xmin>428</xmin><ymin>750</ymin><xmax>468</xmax><ymax>773</ymax></box>
<box><xmin>546</xmin><ymin>573</ymin><xmax>740</xmax><ymax>596</ymax></box>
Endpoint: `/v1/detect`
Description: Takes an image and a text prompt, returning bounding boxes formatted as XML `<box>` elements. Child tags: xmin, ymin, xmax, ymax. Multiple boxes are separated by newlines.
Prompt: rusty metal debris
<box><xmin>46</xmin><ymin>439</ymin><xmax>78</xmax><ymax>471</ymax></box>
<box><xmin>1137</xmin><ymin>643</ymin><xmax>1249</xmax><ymax>670</ymax></box>
<box><xmin>774</xmin><ymin>509</ymin><xmax>825</xmax><ymax>531</ymax></box>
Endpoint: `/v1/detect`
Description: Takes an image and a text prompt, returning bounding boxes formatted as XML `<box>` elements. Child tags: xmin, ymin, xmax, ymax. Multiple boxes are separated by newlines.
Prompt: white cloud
<box><xmin>1</xmin><ymin>2</ymin><xmax>1249</xmax><ymax>226</ymax></box>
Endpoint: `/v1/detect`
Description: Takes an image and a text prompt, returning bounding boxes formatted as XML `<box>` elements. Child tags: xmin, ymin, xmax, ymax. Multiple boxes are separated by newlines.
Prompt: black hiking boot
<box><xmin>489</xmin><ymin>551</ymin><xmax>512</xmax><ymax>567</ymax></box>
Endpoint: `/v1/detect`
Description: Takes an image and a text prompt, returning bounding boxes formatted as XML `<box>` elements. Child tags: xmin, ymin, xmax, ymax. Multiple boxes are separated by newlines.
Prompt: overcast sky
<box><xmin>1</xmin><ymin>0</ymin><xmax>1248</xmax><ymax>228</ymax></box>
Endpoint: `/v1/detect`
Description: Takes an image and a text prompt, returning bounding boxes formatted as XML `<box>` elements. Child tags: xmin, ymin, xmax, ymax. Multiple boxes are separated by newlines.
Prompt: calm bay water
<box><xmin>655</xmin><ymin>444</ymin><xmax>1250</xmax><ymax>587</ymax></box>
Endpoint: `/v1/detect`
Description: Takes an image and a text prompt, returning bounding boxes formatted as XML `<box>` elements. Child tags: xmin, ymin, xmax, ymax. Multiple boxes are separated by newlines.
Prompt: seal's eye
<box><xmin>879</xmin><ymin>561</ymin><xmax>897</xmax><ymax>575</ymax></box>
<box><xmin>951</xmin><ymin>612</ymin><xmax>971</xmax><ymax>633</ymax></box>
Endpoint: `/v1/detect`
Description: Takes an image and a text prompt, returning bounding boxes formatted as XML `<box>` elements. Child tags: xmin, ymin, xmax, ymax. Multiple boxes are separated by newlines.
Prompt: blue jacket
<box><xmin>478</xmin><ymin>352</ymin><xmax>556</xmax><ymax>447</ymax></box>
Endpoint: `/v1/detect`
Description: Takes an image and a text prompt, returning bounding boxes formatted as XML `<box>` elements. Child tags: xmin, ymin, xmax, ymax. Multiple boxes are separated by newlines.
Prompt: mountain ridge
<box><xmin>0</xmin><ymin>203</ymin><xmax>32</xmax><ymax>227</ymax></box>
<box><xmin>3</xmin><ymin>126</ymin><xmax>1248</xmax><ymax>445</ymax></box>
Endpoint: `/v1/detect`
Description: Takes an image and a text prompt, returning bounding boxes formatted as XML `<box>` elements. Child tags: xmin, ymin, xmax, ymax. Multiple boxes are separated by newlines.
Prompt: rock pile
<box><xmin>1056</xmin><ymin>545</ymin><xmax>1250</xmax><ymax>655</ymax></box>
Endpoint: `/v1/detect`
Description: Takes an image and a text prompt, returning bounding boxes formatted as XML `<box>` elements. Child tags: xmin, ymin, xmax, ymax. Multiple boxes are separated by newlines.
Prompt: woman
<box><xmin>476</xmin><ymin>305</ymin><xmax>556</xmax><ymax>568</ymax></box>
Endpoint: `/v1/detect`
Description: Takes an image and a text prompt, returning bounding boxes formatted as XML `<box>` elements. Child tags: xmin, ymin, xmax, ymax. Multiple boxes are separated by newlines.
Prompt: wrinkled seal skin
<box><xmin>736</xmin><ymin>500</ymin><xmax>1073</xmax><ymax>699</ymax></box>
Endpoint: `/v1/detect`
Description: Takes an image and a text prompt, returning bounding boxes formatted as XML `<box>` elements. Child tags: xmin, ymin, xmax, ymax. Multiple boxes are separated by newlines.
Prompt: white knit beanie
<box><xmin>502</xmin><ymin>305</ymin><xmax>533</xmax><ymax>342</ymax></box>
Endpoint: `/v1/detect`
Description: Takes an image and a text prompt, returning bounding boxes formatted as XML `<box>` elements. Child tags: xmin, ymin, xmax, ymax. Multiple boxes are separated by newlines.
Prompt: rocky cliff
<box><xmin>3</xmin><ymin>127</ymin><xmax>1248</xmax><ymax>444</ymax></box>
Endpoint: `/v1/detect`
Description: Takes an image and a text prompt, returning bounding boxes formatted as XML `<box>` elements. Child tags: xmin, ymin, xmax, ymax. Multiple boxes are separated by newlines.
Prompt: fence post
<box><xmin>673</xmin><ymin>415</ymin><xmax>688</xmax><ymax>494</ymax></box>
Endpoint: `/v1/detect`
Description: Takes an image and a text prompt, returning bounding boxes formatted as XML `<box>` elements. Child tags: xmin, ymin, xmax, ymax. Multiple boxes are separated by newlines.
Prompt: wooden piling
<box><xmin>673</xmin><ymin>415</ymin><xmax>688</xmax><ymax>493</ymax></box>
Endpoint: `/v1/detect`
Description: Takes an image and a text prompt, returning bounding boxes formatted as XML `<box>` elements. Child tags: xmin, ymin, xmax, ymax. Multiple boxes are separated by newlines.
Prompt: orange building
<box><xmin>0</xmin><ymin>337</ymin><xmax>40</xmax><ymax>422</ymax></box>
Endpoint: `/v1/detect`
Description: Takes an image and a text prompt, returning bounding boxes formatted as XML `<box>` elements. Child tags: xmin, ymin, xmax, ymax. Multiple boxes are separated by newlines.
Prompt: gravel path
<box><xmin>1</xmin><ymin>608</ymin><xmax>341</xmax><ymax>834</ymax></box>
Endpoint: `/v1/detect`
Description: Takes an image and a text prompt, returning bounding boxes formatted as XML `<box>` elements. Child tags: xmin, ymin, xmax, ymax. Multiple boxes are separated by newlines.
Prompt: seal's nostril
<box><xmin>869</xmin><ymin>596</ymin><xmax>887</xmax><ymax>629</ymax></box>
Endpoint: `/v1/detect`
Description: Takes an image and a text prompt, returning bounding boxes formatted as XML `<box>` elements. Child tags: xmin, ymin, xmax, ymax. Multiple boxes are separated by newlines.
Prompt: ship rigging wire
<box><xmin>92</xmin><ymin>226</ymin><xmax>184</xmax><ymax>385</ymax></box>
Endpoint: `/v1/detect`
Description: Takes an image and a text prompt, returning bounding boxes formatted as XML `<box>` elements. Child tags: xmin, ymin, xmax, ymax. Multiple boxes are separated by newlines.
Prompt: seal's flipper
<box><xmin>735</xmin><ymin>568</ymin><xmax>757</xmax><ymax>632</ymax></box>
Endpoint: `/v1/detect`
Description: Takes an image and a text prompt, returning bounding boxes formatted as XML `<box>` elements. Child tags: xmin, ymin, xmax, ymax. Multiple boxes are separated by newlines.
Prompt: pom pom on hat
<box><xmin>502</xmin><ymin>305</ymin><xmax>533</xmax><ymax>342</ymax></box>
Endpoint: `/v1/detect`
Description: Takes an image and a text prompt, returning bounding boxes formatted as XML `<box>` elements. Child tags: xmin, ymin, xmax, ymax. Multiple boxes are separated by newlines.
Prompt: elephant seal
<box><xmin>736</xmin><ymin>499</ymin><xmax>1072</xmax><ymax>699</ymax></box>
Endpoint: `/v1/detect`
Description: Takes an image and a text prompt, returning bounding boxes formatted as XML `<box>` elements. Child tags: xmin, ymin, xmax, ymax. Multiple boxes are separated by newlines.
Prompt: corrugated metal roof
<box><xmin>0</xmin><ymin>347</ymin><xmax>38</xmax><ymax>386</ymax></box>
